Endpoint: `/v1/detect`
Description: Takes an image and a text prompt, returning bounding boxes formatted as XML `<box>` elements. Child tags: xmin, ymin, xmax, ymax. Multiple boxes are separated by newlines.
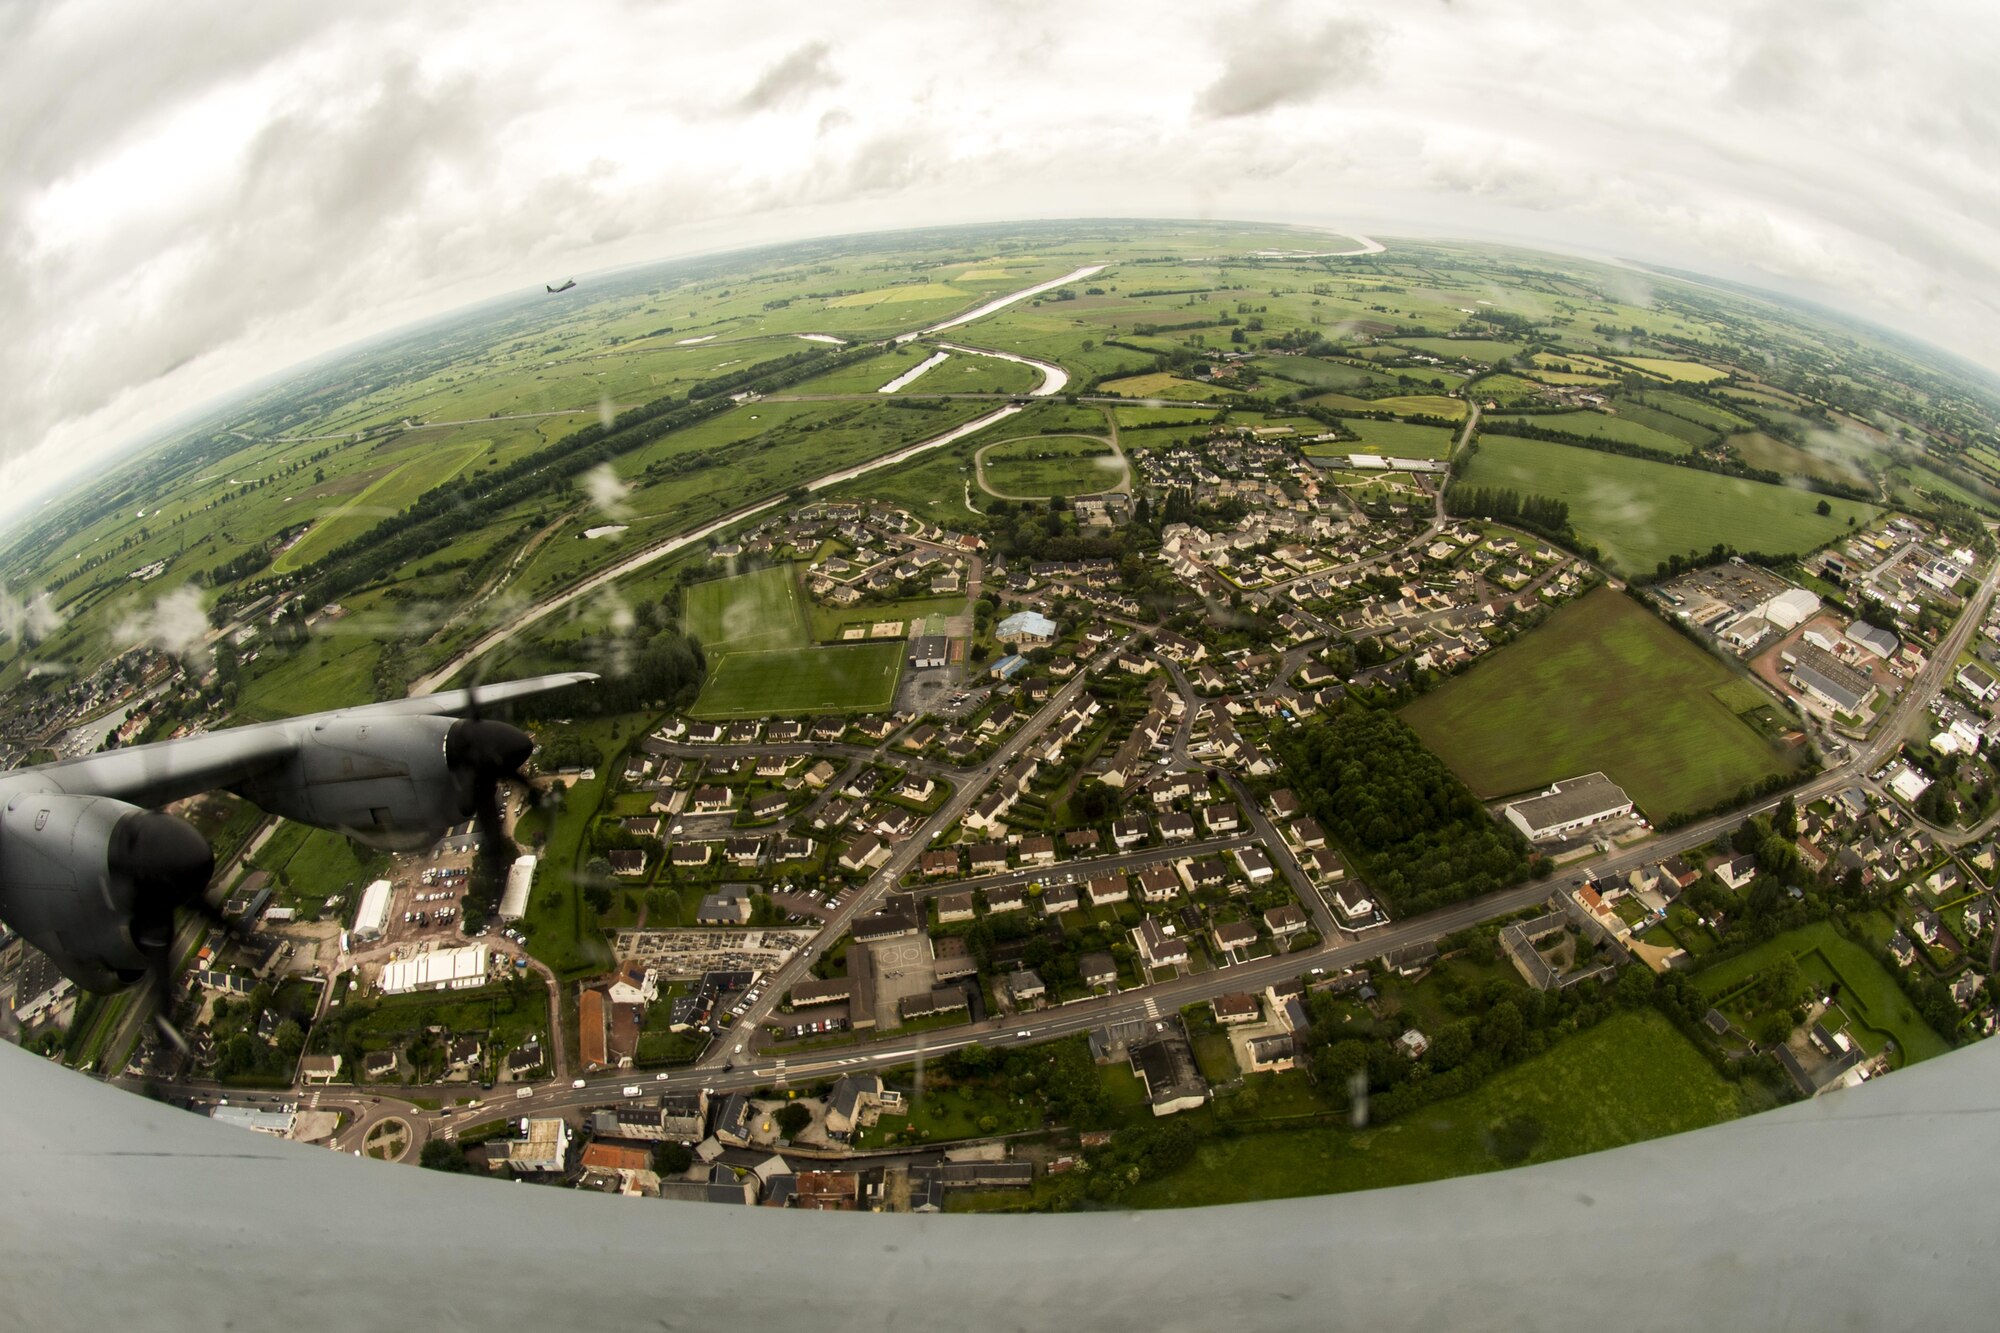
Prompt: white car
<box><xmin>655</xmin><ymin>1072</ymin><xmax>669</xmax><ymax>1081</ymax></box>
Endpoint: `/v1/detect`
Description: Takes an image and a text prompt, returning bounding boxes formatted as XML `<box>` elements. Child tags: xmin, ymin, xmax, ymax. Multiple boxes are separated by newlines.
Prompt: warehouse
<box><xmin>498</xmin><ymin>855</ymin><xmax>537</xmax><ymax>921</ymax></box>
<box><xmin>1503</xmin><ymin>772</ymin><xmax>1634</xmax><ymax>842</ymax></box>
<box><xmin>379</xmin><ymin>944</ymin><xmax>491</xmax><ymax>995</ymax></box>
<box><xmin>1759</xmin><ymin>586</ymin><xmax>1821</xmax><ymax>632</ymax></box>
<box><xmin>353</xmin><ymin>879</ymin><xmax>393</xmax><ymax>940</ymax></box>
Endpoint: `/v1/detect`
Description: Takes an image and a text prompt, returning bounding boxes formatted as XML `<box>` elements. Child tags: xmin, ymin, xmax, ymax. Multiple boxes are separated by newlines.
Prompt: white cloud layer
<box><xmin>4</xmin><ymin>0</ymin><xmax>2000</xmax><ymax>520</ymax></box>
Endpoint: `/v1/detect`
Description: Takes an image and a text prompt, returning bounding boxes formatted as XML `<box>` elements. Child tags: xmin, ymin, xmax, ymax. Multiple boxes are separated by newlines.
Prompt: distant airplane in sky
<box><xmin>546</xmin><ymin>279</ymin><xmax>576</xmax><ymax>293</ymax></box>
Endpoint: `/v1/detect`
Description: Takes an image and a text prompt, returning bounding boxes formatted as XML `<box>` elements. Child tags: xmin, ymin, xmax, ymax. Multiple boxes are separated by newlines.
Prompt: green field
<box><xmin>683</xmin><ymin>563</ymin><xmax>808</xmax><ymax>652</ymax></box>
<box><xmin>1617</xmin><ymin>356</ymin><xmax>1730</xmax><ymax>383</ymax></box>
<box><xmin>979</xmin><ymin>435</ymin><xmax>1126</xmax><ymax>497</ymax></box>
<box><xmin>1694</xmin><ymin>920</ymin><xmax>1950</xmax><ymax>1065</ymax></box>
<box><xmin>690</xmin><ymin>642</ymin><xmax>904</xmax><ymax>718</ymax></box>
<box><xmin>273</xmin><ymin>439</ymin><xmax>490</xmax><ymax>574</ymax></box>
<box><xmin>1101</xmin><ymin>372</ymin><xmax>1230</xmax><ymax>401</ymax></box>
<box><xmin>1488</xmin><ymin>410</ymin><xmax>1694</xmax><ymax>454</ymax></box>
<box><xmin>1122</xmin><ymin>1009</ymin><xmax>1741</xmax><ymax>1208</ymax></box>
<box><xmin>1304</xmin><ymin>417</ymin><xmax>1456</xmax><ymax>460</ymax></box>
<box><xmin>1456</xmin><ymin>434</ymin><xmax>1876</xmax><ymax>574</ymax></box>
<box><xmin>1401</xmin><ymin>586</ymin><xmax>1796</xmax><ymax>818</ymax></box>
<box><xmin>1392</xmin><ymin>336</ymin><xmax>1526</xmax><ymax>364</ymax></box>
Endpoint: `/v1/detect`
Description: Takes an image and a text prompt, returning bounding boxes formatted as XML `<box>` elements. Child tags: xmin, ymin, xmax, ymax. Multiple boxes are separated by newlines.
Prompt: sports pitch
<box><xmin>689</xmin><ymin>642</ymin><xmax>905</xmax><ymax>719</ymax></box>
<box><xmin>684</xmin><ymin>564</ymin><xmax>905</xmax><ymax>716</ymax></box>
<box><xmin>1400</xmin><ymin>586</ymin><xmax>1797</xmax><ymax>819</ymax></box>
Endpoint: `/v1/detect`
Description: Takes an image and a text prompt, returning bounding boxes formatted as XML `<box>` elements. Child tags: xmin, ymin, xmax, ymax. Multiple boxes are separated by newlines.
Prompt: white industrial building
<box><xmin>210</xmin><ymin>1105</ymin><xmax>297</xmax><ymax>1138</ymax></box>
<box><xmin>498</xmin><ymin>855</ymin><xmax>537</xmax><ymax>921</ymax></box>
<box><xmin>1759</xmin><ymin>587</ymin><xmax>1821</xmax><ymax>632</ymax></box>
<box><xmin>1504</xmin><ymin>773</ymin><xmax>1635</xmax><ymax>842</ymax></box>
<box><xmin>353</xmin><ymin>879</ymin><xmax>393</xmax><ymax>940</ymax></box>
<box><xmin>508</xmin><ymin>1118</ymin><xmax>571</xmax><ymax>1173</ymax></box>
<box><xmin>379</xmin><ymin>944</ymin><xmax>490</xmax><ymax>995</ymax></box>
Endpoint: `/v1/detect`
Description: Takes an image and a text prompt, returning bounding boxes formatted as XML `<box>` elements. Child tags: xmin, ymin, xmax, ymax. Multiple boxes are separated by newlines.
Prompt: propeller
<box><xmin>111</xmin><ymin>809</ymin><xmax>224</xmax><ymax>1054</ymax></box>
<box><xmin>446</xmin><ymin>673</ymin><xmax>542</xmax><ymax>905</ymax></box>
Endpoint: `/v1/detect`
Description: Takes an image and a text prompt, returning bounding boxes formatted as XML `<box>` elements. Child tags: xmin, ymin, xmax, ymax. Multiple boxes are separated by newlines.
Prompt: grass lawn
<box><xmin>690</xmin><ymin>641</ymin><xmax>904</xmax><ymax>718</ymax></box>
<box><xmin>1121</xmin><ymin>1009</ymin><xmax>1740</xmax><ymax>1208</ymax></box>
<box><xmin>856</xmin><ymin>1079</ymin><xmax>1041</xmax><ymax>1147</ymax></box>
<box><xmin>683</xmin><ymin>563</ymin><xmax>808</xmax><ymax>652</ymax></box>
<box><xmin>1391</xmin><ymin>336</ymin><xmax>1526</xmax><ymax>364</ymax></box>
<box><xmin>1401</xmin><ymin>586</ymin><xmax>1797</xmax><ymax>819</ymax></box>
<box><xmin>979</xmin><ymin>436</ymin><xmax>1125</xmax><ymax>497</ymax></box>
<box><xmin>1454</xmin><ymin>434</ymin><xmax>1876</xmax><ymax>575</ymax></box>
<box><xmin>1692</xmin><ymin>921</ymin><xmax>1950</xmax><ymax>1066</ymax></box>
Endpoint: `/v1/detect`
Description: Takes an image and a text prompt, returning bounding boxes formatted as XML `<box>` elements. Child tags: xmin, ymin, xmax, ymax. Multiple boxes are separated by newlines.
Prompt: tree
<box><xmin>653</xmin><ymin>1142</ymin><xmax>693</xmax><ymax>1175</ymax></box>
<box><xmin>420</xmin><ymin>1140</ymin><xmax>468</xmax><ymax>1173</ymax></box>
<box><xmin>775</xmin><ymin>1102</ymin><xmax>813</xmax><ymax>1138</ymax></box>
<box><xmin>1815</xmin><ymin>498</ymin><xmax>1832</xmax><ymax>516</ymax></box>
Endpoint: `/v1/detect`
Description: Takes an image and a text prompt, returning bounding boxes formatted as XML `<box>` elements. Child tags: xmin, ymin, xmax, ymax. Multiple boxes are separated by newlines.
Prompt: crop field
<box><xmin>274</xmin><ymin>438</ymin><xmax>490</xmax><ymax>573</ymax></box>
<box><xmin>1455</xmin><ymin>435</ymin><xmax>1876</xmax><ymax>574</ymax></box>
<box><xmin>1120</xmin><ymin>1010</ymin><xmax>1741</xmax><ymax>1209</ymax></box>
<box><xmin>1487</xmin><ymin>410</ymin><xmax>1694</xmax><ymax>454</ymax></box>
<box><xmin>1616</xmin><ymin>356</ymin><xmax>1729</xmax><ymax>382</ymax></box>
<box><xmin>689</xmin><ymin>641</ymin><xmax>904</xmax><ymax>718</ymax></box>
<box><xmin>683</xmin><ymin>563</ymin><xmax>807</xmax><ymax>652</ymax></box>
<box><xmin>1401</xmin><ymin>586</ymin><xmax>1797</xmax><ymax>819</ymax></box>
<box><xmin>1694</xmin><ymin>921</ymin><xmax>1950</xmax><ymax>1065</ymax></box>
<box><xmin>1391</xmin><ymin>337</ymin><xmax>1526</xmax><ymax>364</ymax></box>
<box><xmin>979</xmin><ymin>436</ymin><xmax>1125</xmax><ymax>497</ymax></box>
<box><xmin>1729</xmin><ymin>431</ymin><xmax>1866</xmax><ymax>486</ymax></box>
<box><xmin>1101</xmin><ymin>372</ymin><xmax>1231</xmax><ymax>401</ymax></box>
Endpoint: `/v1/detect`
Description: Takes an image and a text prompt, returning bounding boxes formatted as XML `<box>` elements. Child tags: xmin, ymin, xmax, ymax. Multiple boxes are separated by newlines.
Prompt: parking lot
<box><xmin>612</xmin><ymin>928</ymin><xmax>815</xmax><ymax>980</ymax></box>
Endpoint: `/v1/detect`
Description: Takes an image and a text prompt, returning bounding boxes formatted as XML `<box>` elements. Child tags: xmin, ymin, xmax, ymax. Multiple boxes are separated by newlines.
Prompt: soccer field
<box><xmin>683</xmin><ymin>563</ymin><xmax>808</xmax><ymax>651</ymax></box>
<box><xmin>1400</xmin><ymin>586</ymin><xmax>1797</xmax><ymax>819</ymax></box>
<box><xmin>689</xmin><ymin>642</ymin><xmax>905</xmax><ymax>719</ymax></box>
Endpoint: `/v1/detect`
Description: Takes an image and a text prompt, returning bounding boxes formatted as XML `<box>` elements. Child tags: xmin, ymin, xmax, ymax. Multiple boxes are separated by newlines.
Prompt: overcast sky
<box><xmin>4</xmin><ymin>0</ymin><xmax>1998</xmax><ymax>524</ymax></box>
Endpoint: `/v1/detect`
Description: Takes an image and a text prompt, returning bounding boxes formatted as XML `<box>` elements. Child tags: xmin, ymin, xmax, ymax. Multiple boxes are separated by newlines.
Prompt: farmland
<box><xmin>1487</xmin><ymin>410</ymin><xmax>1696</xmax><ymax>454</ymax></box>
<box><xmin>683</xmin><ymin>563</ymin><xmax>807</xmax><ymax>653</ymax></box>
<box><xmin>1402</xmin><ymin>586</ymin><xmax>1798</xmax><ymax>819</ymax></box>
<box><xmin>1304</xmin><ymin>418</ymin><xmax>1456</xmax><ymax>459</ymax></box>
<box><xmin>1455</xmin><ymin>434</ymin><xmax>1877</xmax><ymax>574</ymax></box>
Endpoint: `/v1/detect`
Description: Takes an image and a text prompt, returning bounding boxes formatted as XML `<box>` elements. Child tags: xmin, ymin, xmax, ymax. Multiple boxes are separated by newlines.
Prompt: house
<box><xmin>1136</xmin><ymin>864</ymin><xmax>1180</xmax><ymax>902</ymax></box>
<box><xmin>937</xmin><ymin>892</ymin><xmax>976</xmax><ymax>923</ymax></box>
<box><xmin>852</xmin><ymin>909</ymin><xmax>919</xmax><ymax>942</ymax></box>
<box><xmin>1396</xmin><ymin>1029</ymin><xmax>1430</xmax><ymax>1059</ymax></box>
<box><xmin>608</xmin><ymin>965</ymin><xmax>658</xmax><ymax>1005</ymax></box>
<box><xmin>1133</xmin><ymin>918</ymin><xmax>1190</xmax><ymax>970</ymax></box>
<box><xmin>985</xmin><ymin>885</ymin><xmax>1027</xmax><ymax>915</ymax></box>
<box><xmin>1660</xmin><ymin>856</ymin><xmax>1700</xmax><ymax>892</ymax></box>
<box><xmin>1080</xmin><ymin>953</ymin><xmax>1118</xmax><ymax>988</ymax></box>
<box><xmin>920</xmin><ymin>849</ymin><xmax>961</xmax><ymax>878</ymax></box>
<box><xmin>725</xmin><ymin>836</ymin><xmax>766</xmax><ymax>867</ymax></box>
<box><xmin>670</xmin><ymin>841</ymin><xmax>713</xmax><ymax>869</ymax></box>
<box><xmin>696</xmin><ymin>891</ymin><xmax>753</xmax><ymax>926</ymax></box>
<box><xmin>1008</xmin><ymin>969</ymin><xmax>1047</xmax><ymax>1005</ymax></box>
<box><xmin>1291</xmin><ymin>817</ymin><xmax>1327</xmax><ymax>850</ymax></box>
<box><xmin>1086</xmin><ymin>874</ymin><xmax>1130</xmax><ymax>907</ymax></box>
<box><xmin>1268</xmin><ymin>789</ymin><xmax>1302</xmax><ymax>820</ymax></box>
<box><xmin>1211</xmin><ymin>992</ymin><xmax>1260</xmax><ymax>1025</ymax></box>
<box><xmin>1112</xmin><ymin>816</ymin><xmax>1151</xmax><ymax>848</ymax></box>
<box><xmin>607</xmin><ymin>849</ymin><xmax>648</xmax><ymax>877</ymax></box>
<box><xmin>1158</xmin><ymin>812</ymin><xmax>1197</xmax><ymax>842</ymax></box>
<box><xmin>1914</xmin><ymin>909</ymin><xmax>1944</xmax><ymax>947</ymax></box>
<box><xmin>967</xmin><ymin>843</ymin><xmax>1009</xmax><ymax>874</ymax></box>
<box><xmin>1180</xmin><ymin>857</ymin><xmax>1229</xmax><ymax>893</ymax></box>
<box><xmin>1017</xmin><ymin>836</ymin><xmax>1058</xmax><ymax>867</ymax></box>
<box><xmin>824</xmin><ymin>1073</ymin><xmax>891</xmax><ymax>1139</ymax></box>
<box><xmin>1212</xmin><ymin>919</ymin><xmax>1259</xmax><ymax>957</ymax></box>
<box><xmin>688</xmin><ymin>785</ymin><xmax>734</xmax><ymax>813</ymax></box>
<box><xmin>300</xmin><ymin>1054</ymin><xmax>343</xmax><ymax>1084</ymax></box>
<box><xmin>508</xmin><ymin>1119</ymin><xmax>573</xmax><ymax>1173</ymax></box>
<box><xmin>1044</xmin><ymin>884</ymin><xmax>1082</xmax><ymax>914</ymax></box>
<box><xmin>1716</xmin><ymin>855</ymin><xmax>1759</xmax><ymax>892</ymax></box>
<box><xmin>839</xmin><ymin>834</ymin><xmax>891</xmax><ymax>873</ymax></box>
<box><xmin>1200</xmin><ymin>803</ymin><xmax>1241</xmax><ymax>834</ymax></box>
<box><xmin>1960</xmin><ymin>662</ymin><xmax>2000</xmax><ymax>703</ymax></box>
<box><xmin>1129</xmin><ymin>1024</ymin><xmax>1209</xmax><ymax>1116</ymax></box>
<box><xmin>1233</xmin><ymin>847</ymin><xmax>1275</xmax><ymax>884</ymax></box>
<box><xmin>1264</xmin><ymin>905</ymin><xmax>1308</xmax><ymax>939</ymax></box>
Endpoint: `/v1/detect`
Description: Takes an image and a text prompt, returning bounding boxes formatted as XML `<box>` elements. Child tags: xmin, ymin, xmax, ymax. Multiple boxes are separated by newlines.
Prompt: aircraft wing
<box><xmin>25</xmin><ymin>671</ymin><xmax>597</xmax><ymax>811</ymax></box>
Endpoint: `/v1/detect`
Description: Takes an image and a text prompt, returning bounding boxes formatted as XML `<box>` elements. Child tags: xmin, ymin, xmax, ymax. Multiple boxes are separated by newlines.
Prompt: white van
<box><xmin>515</xmin><ymin>1087</ymin><xmax>533</xmax><ymax>1100</ymax></box>
<box><xmin>622</xmin><ymin>1085</ymin><xmax>641</xmax><ymax>1098</ymax></box>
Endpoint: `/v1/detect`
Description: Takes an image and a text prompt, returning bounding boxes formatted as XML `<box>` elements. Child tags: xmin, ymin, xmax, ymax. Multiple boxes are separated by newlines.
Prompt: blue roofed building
<box><xmin>990</xmin><ymin>653</ymin><xmax>1027</xmax><ymax>680</ymax></box>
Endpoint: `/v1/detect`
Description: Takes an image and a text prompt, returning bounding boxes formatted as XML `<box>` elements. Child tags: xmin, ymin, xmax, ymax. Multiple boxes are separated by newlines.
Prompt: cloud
<box><xmin>581</xmin><ymin>463</ymin><xmax>630</xmax><ymax>519</ymax></box>
<box><xmin>1195</xmin><ymin>10</ymin><xmax>1379</xmax><ymax>118</ymax></box>
<box><xmin>0</xmin><ymin>585</ymin><xmax>62</xmax><ymax>645</ymax></box>
<box><xmin>4</xmin><ymin>0</ymin><xmax>2000</xmax><ymax>530</ymax></box>
<box><xmin>736</xmin><ymin>40</ymin><xmax>839</xmax><ymax>113</ymax></box>
<box><xmin>116</xmin><ymin>586</ymin><xmax>212</xmax><ymax>666</ymax></box>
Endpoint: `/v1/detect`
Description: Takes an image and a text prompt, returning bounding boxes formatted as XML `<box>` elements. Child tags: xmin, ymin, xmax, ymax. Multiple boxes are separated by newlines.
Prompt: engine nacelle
<box><xmin>228</xmin><ymin>714</ymin><xmax>475</xmax><ymax>852</ymax></box>
<box><xmin>0</xmin><ymin>789</ymin><xmax>213</xmax><ymax>994</ymax></box>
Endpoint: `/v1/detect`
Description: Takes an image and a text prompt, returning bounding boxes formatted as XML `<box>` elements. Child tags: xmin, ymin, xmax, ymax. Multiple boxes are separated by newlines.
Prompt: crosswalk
<box><xmin>1142</xmin><ymin>996</ymin><xmax>1160</xmax><ymax>1020</ymax></box>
